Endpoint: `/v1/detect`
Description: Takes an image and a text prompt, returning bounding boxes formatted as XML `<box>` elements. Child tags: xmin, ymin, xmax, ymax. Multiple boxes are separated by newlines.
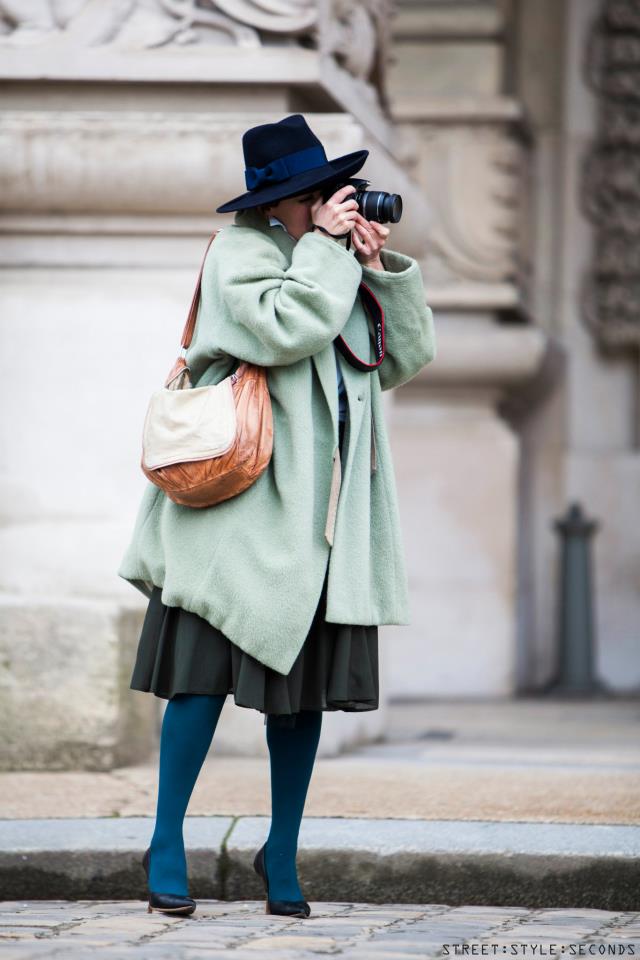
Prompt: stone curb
<box><xmin>1</xmin><ymin>817</ymin><xmax>639</xmax><ymax>910</ymax></box>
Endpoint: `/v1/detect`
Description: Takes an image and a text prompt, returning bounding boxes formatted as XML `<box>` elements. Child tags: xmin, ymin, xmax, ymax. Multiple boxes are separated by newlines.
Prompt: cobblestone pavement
<box><xmin>1</xmin><ymin>900</ymin><xmax>639</xmax><ymax>959</ymax></box>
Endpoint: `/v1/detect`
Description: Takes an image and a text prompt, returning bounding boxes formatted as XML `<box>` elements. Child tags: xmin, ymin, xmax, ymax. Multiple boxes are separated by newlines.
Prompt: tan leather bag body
<box><xmin>140</xmin><ymin>231</ymin><xmax>274</xmax><ymax>508</ymax></box>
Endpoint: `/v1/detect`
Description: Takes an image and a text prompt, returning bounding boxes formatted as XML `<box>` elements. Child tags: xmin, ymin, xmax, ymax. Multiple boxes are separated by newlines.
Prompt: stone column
<box><xmin>386</xmin><ymin>320</ymin><xmax>546</xmax><ymax>697</ymax></box>
<box><xmin>381</xmin><ymin>0</ymin><xmax>548</xmax><ymax>696</ymax></box>
<box><xmin>510</xmin><ymin>0</ymin><xmax>640</xmax><ymax>693</ymax></box>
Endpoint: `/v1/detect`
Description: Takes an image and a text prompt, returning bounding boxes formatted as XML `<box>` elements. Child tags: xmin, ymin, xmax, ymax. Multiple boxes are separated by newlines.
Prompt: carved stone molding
<box><xmin>318</xmin><ymin>0</ymin><xmax>393</xmax><ymax>112</ymax></box>
<box><xmin>0</xmin><ymin>112</ymin><xmax>253</xmax><ymax>215</ymax></box>
<box><xmin>0</xmin><ymin>109</ymin><xmax>430</xmax><ymax>264</ymax></box>
<box><xmin>0</xmin><ymin>0</ymin><xmax>391</xmax><ymax>103</ymax></box>
<box><xmin>0</xmin><ymin>110</ymin><xmax>396</xmax><ymax>214</ymax></box>
<box><xmin>0</xmin><ymin>0</ymin><xmax>317</xmax><ymax>49</ymax></box>
<box><xmin>582</xmin><ymin>0</ymin><xmax>640</xmax><ymax>349</ymax></box>
<box><xmin>404</xmin><ymin>121</ymin><xmax>529</xmax><ymax>306</ymax></box>
<box><xmin>411</xmin><ymin>324</ymin><xmax>547</xmax><ymax>393</ymax></box>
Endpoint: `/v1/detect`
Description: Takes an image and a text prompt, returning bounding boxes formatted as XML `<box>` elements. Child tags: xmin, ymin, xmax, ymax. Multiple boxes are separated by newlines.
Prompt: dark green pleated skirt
<box><xmin>129</xmin><ymin>418</ymin><xmax>379</xmax><ymax>728</ymax></box>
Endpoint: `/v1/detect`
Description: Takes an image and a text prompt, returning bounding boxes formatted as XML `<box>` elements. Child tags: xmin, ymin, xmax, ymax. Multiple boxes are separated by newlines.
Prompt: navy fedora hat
<box><xmin>215</xmin><ymin>114</ymin><xmax>369</xmax><ymax>214</ymax></box>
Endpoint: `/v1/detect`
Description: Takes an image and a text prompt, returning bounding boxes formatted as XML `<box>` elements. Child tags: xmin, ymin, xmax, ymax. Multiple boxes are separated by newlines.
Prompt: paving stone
<box><xmin>0</xmin><ymin>917</ymin><xmax>68</xmax><ymax>928</ymax></box>
<box><xmin>294</xmin><ymin>918</ymin><xmax>376</xmax><ymax>930</ymax></box>
<box><xmin>339</xmin><ymin>953</ymin><xmax>434</xmax><ymax>960</ymax></box>
<box><xmin>257</xmin><ymin>934</ymin><xmax>341</xmax><ymax>950</ymax></box>
<box><xmin>354</xmin><ymin>941</ymin><xmax>448</xmax><ymax>954</ymax></box>
<box><xmin>385</xmin><ymin>924</ymin><xmax>470</xmax><ymax>936</ymax></box>
<box><xmin>1</xmin><ymin>926</ymin><xmax>61</xmax><ymax>939</ymax></box>
<box><xmin>181</xmin><ymin>953</ymin><xmax>307</xmax><ymax>960</ymax></box>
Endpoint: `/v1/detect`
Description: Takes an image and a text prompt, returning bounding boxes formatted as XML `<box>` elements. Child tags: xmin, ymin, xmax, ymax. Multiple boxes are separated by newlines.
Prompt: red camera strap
<box><xmin>334</xmin><ymin>281</ymin><xmax>385</xmax><ymax>371</ymax></box>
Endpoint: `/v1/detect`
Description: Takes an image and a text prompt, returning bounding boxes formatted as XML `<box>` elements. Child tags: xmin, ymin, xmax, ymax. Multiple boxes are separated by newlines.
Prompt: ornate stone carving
<box><xmin>582</xmin><ymin>0</ymin><xmax>640</xmax><ymax>348</ymax></box>
<box><xmin>0</xmin><ymin>109</ymin><xmax>391</xmax><ymax>217</ymax></box>
<box><xmin>318</xmin><ymin>0</ymin><xmax>392</xmax><ymax>108</ymax></box>
<box><xmin>0</xmin><ymin>1</ymin><xmax>391</xmax><ymax>100</ymax></box>
<box><xmin>152</xmin><ymin>0</ymin><xmax>318</xmax><ymax>48</ymax></box>
<box><xmin>0</xmin><ymin>0</ymin><xmax>317</xmax><ymax>48</ymax></box>
<box><xmin>410</xmin><ymin>123</ymin><xmax>527</xmax><ymax>291</ymax></box>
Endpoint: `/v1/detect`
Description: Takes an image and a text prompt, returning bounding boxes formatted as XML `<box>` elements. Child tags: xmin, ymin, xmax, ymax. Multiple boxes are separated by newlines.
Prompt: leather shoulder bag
<box><xmin>140</xmin><ymin>230</ymin><xmax>274</xmax><ymax>509</ymax></box>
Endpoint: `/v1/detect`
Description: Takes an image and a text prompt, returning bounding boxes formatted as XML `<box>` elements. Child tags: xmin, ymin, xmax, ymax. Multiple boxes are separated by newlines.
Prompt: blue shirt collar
<box><xmin>268</xmin><ymin>215</ymin><xmax>294</xmax><ymax>239</ymax></box>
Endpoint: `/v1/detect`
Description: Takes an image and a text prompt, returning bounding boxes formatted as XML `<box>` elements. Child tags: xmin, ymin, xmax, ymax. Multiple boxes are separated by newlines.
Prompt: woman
<box><xmin>117</xmin><ymin>114</ymin><xmax>436</xmax><ymax>919</ymax></box>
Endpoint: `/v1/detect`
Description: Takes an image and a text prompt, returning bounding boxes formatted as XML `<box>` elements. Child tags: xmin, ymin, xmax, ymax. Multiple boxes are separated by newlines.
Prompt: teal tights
<box><xmin>264</xmin><ymin>709</ymin><xmax>323</xmax><ymax>901</ymax></box>
<box><xmin>148</xmin><ymin>693</ymin><xmax>322</xmax><ymax>902</ymax></box>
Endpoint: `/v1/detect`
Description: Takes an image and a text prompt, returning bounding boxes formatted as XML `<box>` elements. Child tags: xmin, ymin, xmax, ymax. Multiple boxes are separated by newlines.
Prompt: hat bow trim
<box><xmin>244</xmin><ymin>144</ymin><xmax>327</xmax><ymax>191</ymax></box>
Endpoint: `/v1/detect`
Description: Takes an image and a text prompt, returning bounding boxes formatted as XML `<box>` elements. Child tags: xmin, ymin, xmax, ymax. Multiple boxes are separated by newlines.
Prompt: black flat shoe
<box><xmin>142</xmin><ymin>846</ymin><xmax>197</xmax><ymax>916</ymax></box>
<box><xmin>253</xmin><ymin>841</ymin><xmax>311</xmax><ymax>918</ymax></box>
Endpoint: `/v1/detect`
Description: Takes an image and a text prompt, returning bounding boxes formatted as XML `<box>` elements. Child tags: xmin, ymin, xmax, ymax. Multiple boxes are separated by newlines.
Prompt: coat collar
<box><xmin>233</xmin><ymin>206</ymin><xmax>296</xmax><ymax>259</ymax></box>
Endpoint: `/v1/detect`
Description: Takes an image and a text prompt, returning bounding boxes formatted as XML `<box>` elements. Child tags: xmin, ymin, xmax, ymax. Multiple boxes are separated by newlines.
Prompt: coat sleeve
<box><xmin>360</xmin><ymin>248</ymin><xmax>436</xmax><ymax>392</ymax></box>
<box><xmin>189</xmin><ymin>226</ymin><xmax>364</xmax><ymax>372</ymax></box>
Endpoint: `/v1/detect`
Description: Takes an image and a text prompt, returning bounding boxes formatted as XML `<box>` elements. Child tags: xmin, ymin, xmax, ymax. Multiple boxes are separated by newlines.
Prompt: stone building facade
<box><xmin>0</xmin><ymin>0</ymin><xmax>637</xmax><ymax>769</ymax></box>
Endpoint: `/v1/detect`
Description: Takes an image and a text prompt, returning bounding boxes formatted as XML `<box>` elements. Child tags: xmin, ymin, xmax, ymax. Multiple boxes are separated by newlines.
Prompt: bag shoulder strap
<box><xmin>180</xmin><ymin>230</ymin><xmax>221</xmax><ymax>350</ymax></box>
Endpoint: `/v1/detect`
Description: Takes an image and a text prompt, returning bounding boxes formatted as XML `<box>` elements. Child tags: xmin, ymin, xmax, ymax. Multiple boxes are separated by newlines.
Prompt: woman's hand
<box><xmin>310</xmin><ymin>185</ymin><xmax>359</xmax><ymax>241</ymax></box>
<box><xmin>352</xmin><ymin>212</ymin><xmax>389</xmax><ymax>269</ymax></box>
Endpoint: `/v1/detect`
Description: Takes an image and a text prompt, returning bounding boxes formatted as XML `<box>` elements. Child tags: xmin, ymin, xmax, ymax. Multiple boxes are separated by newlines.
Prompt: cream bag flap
<box><xmin>142</xmin><ymin>378</ymin><xmax>237</xmax><ymax>470</ymax></box>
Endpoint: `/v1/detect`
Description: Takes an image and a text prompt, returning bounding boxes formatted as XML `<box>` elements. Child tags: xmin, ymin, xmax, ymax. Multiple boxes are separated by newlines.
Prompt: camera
<box><xmin>322</xmin><ymin>178</ymin><xmax>403</xmax><ymax>224</ymax></box>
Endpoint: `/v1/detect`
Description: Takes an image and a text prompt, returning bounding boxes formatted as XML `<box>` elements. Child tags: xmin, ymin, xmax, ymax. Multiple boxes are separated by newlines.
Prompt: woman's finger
<box><xmin>354</xmin><ymin>214</ymin><xmax>388</xmax><ymax>234</ymax></box>
<box><xmin>356</xmin><ymin>221</ymin><xmax>374</xmax><ymax>241</ymax></box>
<box><xmin>356</xmin><ymin>230</ymin><xmax>374</xmax><ymax>251</ymax></box>
<box><xmin>354</xmin><ymin>230</ymin><xmax>371</xmax><ymax>251</ymax></box>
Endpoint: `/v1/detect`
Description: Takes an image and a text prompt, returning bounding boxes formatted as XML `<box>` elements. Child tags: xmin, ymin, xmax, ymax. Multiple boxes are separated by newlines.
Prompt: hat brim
<box><xmin>215</xmin><ymin>149</ymin><xmax>369</xmax><ymax>213</ymax></box>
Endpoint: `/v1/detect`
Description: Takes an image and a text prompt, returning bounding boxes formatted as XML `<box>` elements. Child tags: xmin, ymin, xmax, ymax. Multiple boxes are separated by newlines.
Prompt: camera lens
<box><xmin>387</xmin><ymin>194</ymin><xmax>403</xmax><ymax>223</ymax></box>
<box><xmin>360</xmin><ymin>191</ymin><xmax>403</xmax><ymax>224</ymax></box>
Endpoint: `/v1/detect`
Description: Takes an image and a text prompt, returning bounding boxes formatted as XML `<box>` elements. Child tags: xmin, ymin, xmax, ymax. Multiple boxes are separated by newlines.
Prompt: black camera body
<box><xmin>321</xmin><ymin>178</ymin><xmax>403</xmax><ymax>224</ymax></box>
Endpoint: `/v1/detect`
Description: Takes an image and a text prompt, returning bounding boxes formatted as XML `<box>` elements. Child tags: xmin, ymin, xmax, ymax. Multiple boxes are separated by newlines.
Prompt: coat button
<box><xmin>357</xmin><ymin>393</ymin><xmax>364</xmax><ymax>401</ymax></box>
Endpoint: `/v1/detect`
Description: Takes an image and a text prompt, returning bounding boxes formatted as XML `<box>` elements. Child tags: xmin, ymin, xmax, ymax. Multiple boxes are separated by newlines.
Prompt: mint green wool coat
<box><xmin>117</xmin><ymin>206</ymin><xmax>436</xmax><ymax>676</ymax></box>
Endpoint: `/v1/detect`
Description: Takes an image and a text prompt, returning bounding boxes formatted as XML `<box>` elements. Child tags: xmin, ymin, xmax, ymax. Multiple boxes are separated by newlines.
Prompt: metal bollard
<box><xmin>549</xmin><ymin>501</ymin><xmax>604</xmax><ymax>695</ymax></box>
